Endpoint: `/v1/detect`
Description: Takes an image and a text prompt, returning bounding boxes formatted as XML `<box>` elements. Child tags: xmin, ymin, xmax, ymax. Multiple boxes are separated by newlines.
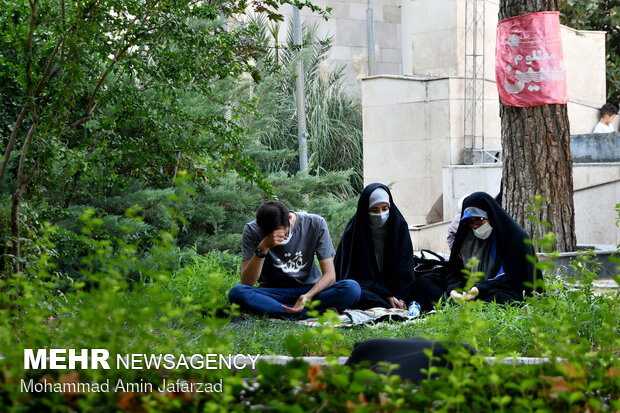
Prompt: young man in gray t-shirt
<box><xmin>228</xmin><ymin>201</ymin><xmax>360</xmax><ymax>318</ymax></box>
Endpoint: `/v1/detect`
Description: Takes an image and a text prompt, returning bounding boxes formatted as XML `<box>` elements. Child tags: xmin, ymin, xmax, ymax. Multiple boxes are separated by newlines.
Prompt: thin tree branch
<box><xmin>17</xmin><ymin>121</ymin><xmax>38</xmax><ymax>182</ymax></box>
<box><xmin>139</xmin><ymin>76</ymin><xmax>155</xmax><ymax>91</ymax></box>
<box><xmin>85</xmin><ymin>44</ymin><xmax>131</xmax><ymax>114</ymax></box>
<box><xmin>83</xmin><ymin>0</ymin><xmax>162</xmax><ymax>118</ymax></box>
<box><xmin>23</xmin><ymin>161</ymin><xmax>39</xmax><ymax>185</ymax></box>
<box><xmin>1</xmin><ymin>16</ymin><xmax>73</xmax><ymax>184</ymax></box>
<box><xmin>0</xmin><ymin>104</ymin><xmax>30</xmax><ymax>185</ymax></box>
<box><xmin>66</xmin><ymin>115</ymin><xmax>92</xmax><ymax>131</ymax></box>
<box><xmin>33</xmin><ymin>31</ymin><xmax>70</xmax><ymax>98</ymax></box>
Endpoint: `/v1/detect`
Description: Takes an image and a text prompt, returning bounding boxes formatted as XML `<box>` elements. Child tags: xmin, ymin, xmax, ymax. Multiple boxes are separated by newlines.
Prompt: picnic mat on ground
<box><xmin>290</xmin><ymin>307</ymin><xmax>434</xmax><ymax>328</ymax></box>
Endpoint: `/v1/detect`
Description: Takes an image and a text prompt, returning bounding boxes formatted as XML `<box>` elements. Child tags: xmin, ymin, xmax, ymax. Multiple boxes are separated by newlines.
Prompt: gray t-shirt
<box><xmin>242</xmin><ymin>212</ymin><xmax>336</xmax><ymax>287</ymax></box>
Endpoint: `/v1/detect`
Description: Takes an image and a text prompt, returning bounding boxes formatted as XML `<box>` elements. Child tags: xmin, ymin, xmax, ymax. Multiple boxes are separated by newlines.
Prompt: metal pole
<box><xmin>401</xmin><ymin>0</ymin><xmax>413</xmax><ymax>75</ymax></box>
<box><xmin>223</xmin><ymin>19</ymin><xmax>232</xmax><ymax>122</ymax></box>
<box><xmin>366</xmin><ymin>0</ymin><xmax>376</xmax><ymax>76</ymax></box>
<box><xmin>480</xmin><ymin>0</ymin><xmax>486</xmax><ymax>160</ymax></box>
<box><xmin>292</xmin><ymin>6</ymin><xmax>308</xmax><ymax>172</ymax></box>
<box><xmin>472</xmin><ymin>0</ymin><xmax>477</xmax><ymax>162</ymax></box>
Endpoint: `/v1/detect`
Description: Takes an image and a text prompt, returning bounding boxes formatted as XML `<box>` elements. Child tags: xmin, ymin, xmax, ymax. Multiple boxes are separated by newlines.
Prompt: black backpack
<box><xmin>414</xmin><ymin>249</ymin><xmax>449</xmax><ymax>277</ymax></box>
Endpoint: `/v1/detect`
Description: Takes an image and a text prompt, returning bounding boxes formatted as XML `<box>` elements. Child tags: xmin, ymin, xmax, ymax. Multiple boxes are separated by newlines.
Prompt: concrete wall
<box><xmin>435</xmin><ymin>163</ymin><xmax>620</xmax><ymax>252</ymax></box>
<box><xmin>441</xmin><ymin>164</ymin><xmax>502</xmax><ymax>220</ymax></box>
<box><xmin>573</xmin><ymin>162</ymin><xmax>620</xmax><ymax>190</ymax></box>
<box><xmin>274</xmin><ymin>1</ymin><xmax>402</xmax><ymax>88</ymax></box>
<box><xmin>574</xmin><ymin>180</ymin><xmax>620</xmax><ymax>247</ymax></box>
<box><xmin>572</xmin><ymin>133</ymin><xmax>620</xmax><ymax>163</ymax></box>
<box><xmin>409</xmin><ymin>221</ymin><xmax>451</xmax><ymax>253</ymax></box>
<box><xmin>402</xmin><ymin>0</ymin><xmax>460</xmax><ymax>77</ymax></box>
<box><xmin>362</xmin><ymin>75</ymin><xmax>453</xmax><ymax>225</ymax></box>
<box><xmin>362</xmin><ymin>9</ymin><xmax>609</xmax><ymax>226</ymax></box>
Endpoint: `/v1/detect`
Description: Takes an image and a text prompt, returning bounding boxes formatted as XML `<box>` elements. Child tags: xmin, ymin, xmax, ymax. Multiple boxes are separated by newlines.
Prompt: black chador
<box><xmin>335</xmin><ymin>183</ymin><xmax>416</xmax><ymax>309</ymax></box>
<box><xmin>413</xmin><ymin>191</ymin><xmax>541</xmax><ymax>311</ymax></box>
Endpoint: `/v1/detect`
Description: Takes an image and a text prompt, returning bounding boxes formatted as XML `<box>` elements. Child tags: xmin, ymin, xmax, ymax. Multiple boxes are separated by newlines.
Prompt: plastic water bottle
<box><xmin>408</xmin><ymin>301</ymin><xmax>421</xmax><ymax>317</ymax></box>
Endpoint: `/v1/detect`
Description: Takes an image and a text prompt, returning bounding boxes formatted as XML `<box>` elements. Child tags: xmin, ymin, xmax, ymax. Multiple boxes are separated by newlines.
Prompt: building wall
<box><xmin>435</xmin><ymin>163</ymin><xmax>620</xmax><ymax>252</ymax></box>
<box><xmin>275</xmin><ymin>1</ymin><xmax>402</xmax><ymax>88</ymax></box>
<box><xmin>403</xmin><ymin>0</ymin><xmax>608</xmax><ymax>132</ymax></box>
<box><xmin>276</xmin><ymin>1</ymin><xmax>618</xmax><ymax>248</ymax></box>
<box><xmin>574</xmin><ymin>179</ymin><xmax>620</xmax><ymax>247</ymax></box>
<box><xmin>362</xmin><ymin>75</ymin><xmax>452</xmax><ymax>225</ymax></box>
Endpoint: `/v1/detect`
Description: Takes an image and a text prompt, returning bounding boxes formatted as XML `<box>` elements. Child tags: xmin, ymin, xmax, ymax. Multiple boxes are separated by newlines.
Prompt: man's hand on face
<box><xmin>260</xmin><ymin>227</ymin><xmax>290</xmax><ymax>251</ymax></box>
<box><xmin>281</xmin><ymin>294</ymin><xmax>309</xmax><ymax>313</ymax></box>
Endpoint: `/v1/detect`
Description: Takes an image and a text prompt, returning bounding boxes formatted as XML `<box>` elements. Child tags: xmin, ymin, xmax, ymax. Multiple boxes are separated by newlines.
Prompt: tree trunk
<box><xmin>499</xmin><ymin>0</ymin><xmax>576</xmax><ymax>252</ymax></box>
<box><xmin>10</xmin><ymin>186</ymin><xmax>26</xmax><ymax>274</ymax></box>
<box><xmin>8</xmin><ymin>162</ymin><xmax>39</xmax><ymax>275</ymax></box>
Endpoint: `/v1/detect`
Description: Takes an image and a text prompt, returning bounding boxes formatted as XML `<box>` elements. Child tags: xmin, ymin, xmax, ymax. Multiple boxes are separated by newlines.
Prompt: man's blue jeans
<box><xmin>228</xmin><ymin>280</ymin><xmax>361</xmax><ymax>319</ymax></box>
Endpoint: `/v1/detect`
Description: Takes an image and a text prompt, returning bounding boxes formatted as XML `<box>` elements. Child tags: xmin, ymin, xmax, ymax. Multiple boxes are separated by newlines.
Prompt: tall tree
<box><xmin>499</xmin><ymin>0</ymin><xmax>577</xmax><ymax>252</ymax></box>
<box><xmin>238</xmin><ymin>16</ymin><xmax>364</xmax><ymax>194</ymax></box>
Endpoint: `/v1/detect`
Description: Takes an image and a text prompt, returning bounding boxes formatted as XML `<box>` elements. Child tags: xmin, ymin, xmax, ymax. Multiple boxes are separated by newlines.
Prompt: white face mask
<box><xmin>473</xmin><ymin>222</ymin><xmax>493</xmax><ymax>240</ymax></box>
<box><xmin>369</xmin><ymin>211</ymin><xmax>389</xmax><ymax>229</ymax></box>
<box><xmin>280</xmin><ymin>222</ymin><xmax>293</xmax><ymax>245</ymax></box>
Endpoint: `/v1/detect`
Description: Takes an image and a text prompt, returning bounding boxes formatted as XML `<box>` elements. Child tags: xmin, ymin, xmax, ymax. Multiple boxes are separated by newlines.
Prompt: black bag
<box><xmin>414</xmin><ymin>249</ymin><xmax>448</xmax><ymax>277</ymax></box>
<box><xmin>346</xmin><ymin>338</ymin><xmax>476</xmax><ymax>384</ymax></box>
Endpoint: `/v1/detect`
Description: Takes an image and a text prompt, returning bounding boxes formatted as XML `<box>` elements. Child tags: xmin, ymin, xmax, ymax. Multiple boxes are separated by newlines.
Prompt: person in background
<box><xmin>447</xmin><ymin>194</ymin><xmax>469</xmax><ymax>250</ymax></box>
<box><xmin>228</xmin><ymin>201</ymin><xmax>360</xmax><ymax>319</ymax></box>
<box><xmin>334</xmin><ymin>183</ymin><xmax>416</xmax><ymax>310</ymax></box>
<box><xmin>593</xmin><ymin>103</ymin><xmax>618</xmax><ymax>133</ymax></box>
<box><xmin>412</xmin><ymin>192</ymin><xmax>541</xmax><ymax>311</ymax></box>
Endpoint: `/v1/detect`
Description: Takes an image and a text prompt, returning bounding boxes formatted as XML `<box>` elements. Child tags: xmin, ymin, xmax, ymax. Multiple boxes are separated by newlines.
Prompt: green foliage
<box><xmin>1</xmin><ymin>197</ymin><xmax>619</xmax><ymax>411</ymax></box>
<box><xmin>1</xmin><ymin>0</ymin><xmax>364</xmax><ymax>277</ymax></box>
<box><xmin>0</xmin><ymin>195</ymin><xmax>56</xmax><ymax>276</ymax></box>
<box><xmin>1</xmin><ymin>0</ymin><xmax>341</xmax><ymax>271</ymax></box>
<box><xmin>41</xmin><ymin>169</ymin><xmax>355</xmax><ymax>282</ymax></box>
<box><xmin>166</xmin><ymin>250</ymin><xmax>241</xmax><ymax>309</ymax></box>
<box><xmin>560</xmin><ymin>0</ymin><xmax>620</xmax><ymax>102</ymax></box>
<box><xmin>0</xmin><ymin>0</ymin><xmax>272</xmax><ymax>272</ymax></box>
<box><xmin>232</xmin><ymin>314</ymin><xmax>619</xmax><ymax>411</ymax></box>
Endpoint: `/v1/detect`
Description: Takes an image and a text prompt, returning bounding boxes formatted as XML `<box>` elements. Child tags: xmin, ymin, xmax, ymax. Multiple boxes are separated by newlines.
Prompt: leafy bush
<box><xmin>44</xmin><ymin>169</ymin><xmax>356</xmax><ymax>282</ymax></box>
<box><xmin>166</xmin><ymin>250</ymin><xmax>241</xmax><ymax>309</ymax></box>
<box><xmin>18</xmin><ymin>206</ymin><xmax>620</xmax><ymax>413</ymax></box>
<box><xmin>238</xmin><ymin>15</ymin><xmax>364</xmax><ymax>194</ymax></box>
<box><xmin>2</xmin><ymin>187</ymin><xmax>618</xmax><ymax>411</ymax></box>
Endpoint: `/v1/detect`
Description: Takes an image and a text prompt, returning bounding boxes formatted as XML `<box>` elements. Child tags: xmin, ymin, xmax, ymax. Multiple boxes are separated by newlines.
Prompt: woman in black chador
<box><xmin>334</xmin><ymin>183</ymin><xmax>416</xmax><ymax>309</ymax></box>
<box><xmin>413</xmin><ymin>191</ymin><xmax>541</xmax><ymax>311</ymax></box>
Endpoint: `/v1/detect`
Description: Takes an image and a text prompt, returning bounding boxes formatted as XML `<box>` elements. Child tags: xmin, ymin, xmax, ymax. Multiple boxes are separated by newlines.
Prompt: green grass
<box><xmin>220</xmin><ymin>295</ymin><xmax>619</xmax><ymax>357</ymax></box>
<box><xmin>159</xmin><ymin>251</ymin><xmax>620</xmax><ymax>359</ymax></box>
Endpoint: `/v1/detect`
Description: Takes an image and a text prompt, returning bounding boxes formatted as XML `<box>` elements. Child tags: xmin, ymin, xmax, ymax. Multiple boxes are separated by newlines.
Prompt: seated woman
<box><xmin>334</xmin><ymin>183</ymin><xmax>416</xmax><ymax>310</ymax></box>
<box><xmin>413</xmin><ymin>191</ymin><xmax>541</xmax><ymax>311</ymax></box>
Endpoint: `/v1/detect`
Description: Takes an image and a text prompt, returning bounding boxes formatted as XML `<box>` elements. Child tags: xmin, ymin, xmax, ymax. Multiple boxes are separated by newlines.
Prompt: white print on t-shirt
<box><xmin>273</xmin><ymin>251</ymin><xmax>306</xmax><ymax>274</ymax></box>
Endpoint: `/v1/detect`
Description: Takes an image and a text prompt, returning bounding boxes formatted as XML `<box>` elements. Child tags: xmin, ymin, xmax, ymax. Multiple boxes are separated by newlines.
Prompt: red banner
<box><xmin>495</xmin><ymin>11</ymin><xmax>567</xmax><ymax>107</ymax></box>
